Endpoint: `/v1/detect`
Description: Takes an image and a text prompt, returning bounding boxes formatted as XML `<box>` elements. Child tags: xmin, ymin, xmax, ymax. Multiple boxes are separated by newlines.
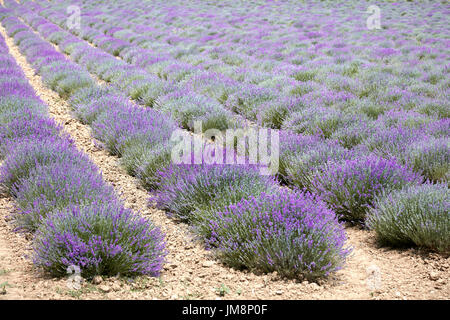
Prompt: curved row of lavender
<box><xmin>24</xmin><ymin>0</ymin><xmax>449</xmax><ymax>252</ymax></box>
<box><xmin>1</xmin><ymin>2</ymin><xmax>354</xmax><ymax>279</ymax></box>
<box><xmin>0</xmin><ymin>9</ymin><xmax>166</xmax><ymax>279</ymax></box>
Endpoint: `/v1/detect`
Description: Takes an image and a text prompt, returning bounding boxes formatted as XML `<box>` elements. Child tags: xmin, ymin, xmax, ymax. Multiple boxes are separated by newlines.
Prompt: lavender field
<box><xmin>0</xmin><ymin>0</ymin><xmax>448</xmax><ymax>300</ymax></box>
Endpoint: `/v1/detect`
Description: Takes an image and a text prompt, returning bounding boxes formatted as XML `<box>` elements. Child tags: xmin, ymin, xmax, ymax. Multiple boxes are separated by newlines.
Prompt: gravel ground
<box><xmin>0</xmin><ymin>22</ymin><xmax>448</xmax><ymax>300</ymax></box>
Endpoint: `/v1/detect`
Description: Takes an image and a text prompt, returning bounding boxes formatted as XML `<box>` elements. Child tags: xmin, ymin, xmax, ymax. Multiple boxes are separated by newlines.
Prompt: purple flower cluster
<box><xmin>152</xmin><ymin>160</ymin><xmax>278</xmax><ymax>222</ymax></box>
<box><xmin>311</xmin><ymin>155</ymin><xmax>422</xmax><ymax>222</ymax></box>
<box><xmin>34</xmin><ymin>204</ymin><xmax>166</xmax><ymax>277</ymax></box>
<box><xmin>207</xmin><ymin>191</ymin><xmax>350</xmax><ymax>280</ymax></box>
<box><xmin>367</xmin><ymin>183</ymin><xmax>449</xmax><ymax>253</ymax></box>
<box><xmin>282</xmin><ymin>106</ymin><xmax>356</xmax><ymax>139</ymax></box>
<box><xmin>11</xmin><ymin>158</ymin><xmax>117</xmax><ymax>231</ymax></box>
<box><xmin>283</xmin><ymin>139</ymin><xmax>353</xmax><ymax>190</ymax></box>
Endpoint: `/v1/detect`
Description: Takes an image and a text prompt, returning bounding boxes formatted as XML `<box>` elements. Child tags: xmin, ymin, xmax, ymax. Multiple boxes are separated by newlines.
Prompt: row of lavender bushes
<box><xmin>0</xmin><ymin>8</ymin><xmax>166</xmax><ymax>279</ymax></box>
<box><xmin>25</xmin><ymin>0</ymin><xmax>450</xmax><ymax>254</ymax></box>
<box><xmin>1</xmin><ymin>4</ymin><xmax>354</xmax><ymax>280</ymax></box>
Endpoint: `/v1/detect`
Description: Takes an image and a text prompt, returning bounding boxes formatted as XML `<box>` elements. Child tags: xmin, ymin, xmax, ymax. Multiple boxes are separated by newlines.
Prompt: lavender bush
<box><xmin>367</xmin><ymin>183</ymin><xmax>449</xmax><ymax>253</ymax></box>
<box><xmin>34</xmin><ymin>203</ymin><xmax>167</xmax><ymax>278</ymax></box>
<box><xmin>257</xmin><ymin>96</ymin><xmax>303</xmax><ymax>129</ymax></box>
<box><xmin>0</xmin><ymin>96</ymin><xmax>46</xmax><ymax>126</ymax></box>
<box><xmin>311</xmin><ymin>155</ymin><xmax>422</xmax><ymax>222</ymax></box>
<box><xmin>40</xmin><ymin>62</ymin><xmax>94</xmax><ymax>99</ymax></box>
<box><xmin>0</xmin><ymin>28</ymin><xmax>167</xmax><ymax>278</ymax></box>
<box><xmin>153</xmin><ymin>161</ymin><xmax>278</xmax><ymax>222</ymax></box>
<box><xmin>331</xmin><ymin>120</ymin><xmax>378</xmax><ymax>149</ymax></box>
<box><xmin>126</xmin><ymin>142</ymin><xmax>173</xmax><ymax>189</ymax></box>
<box><xmin>277</xmin><ymin>132</ymin><xmax>322</xmax><ymax>180</ymax></box>
<box><xmin>12</xmin><ymin>161</ymin><xmax>117</xmax><ymax>231</ymax></box>
<box><xmin>206</xmin><ymin>191</ymin><xmax>350</xmax><ymax>280</ymax></box>
<box><xmin>91</xmin><ymin>104</ymin><xmax>176</xmax><ymax>157</ymax></box>
<box><xmin>74</xmin><ymin>95</ymin><xmax>123</xmax><ymax>125</ymax></box>
<box><xmin>282</xmin><ymin>106</ymin><xmax>354</xmax><ymax>139</ymax></box>
<box><xmin>0</xmin><ymin>138</ymin><xmax>86</xmax><ymax>193</ymax></box>
<box><xmin>158</xmin><ymin>90</ymin><xmax>238</xmax><ymax>131</ymax></box>
<box><xmin>283</xmin><ymin>140</ymin><xmax>352</xmax><ymax>191</ymax></box>
<box><xmin>225</xmin><ymin>86</ymin><xmax>279</xmax><ymax>121</ymax></box>
<box><xmin>0</xmin><ymin>112</ymin><xmax>62</xmax><ymax>148</ymax></box>
<box><xmin>404</xmin><ymin>137</ymin><xmax>449</xmax><ymax>183</ymax></box>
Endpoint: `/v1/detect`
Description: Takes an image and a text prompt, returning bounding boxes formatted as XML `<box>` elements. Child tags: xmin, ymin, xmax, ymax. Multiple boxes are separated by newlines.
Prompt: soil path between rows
<box><xmin>0</xmin><ymin>22</ymin><xmax>448</xmax><ymax>300</ymax></box>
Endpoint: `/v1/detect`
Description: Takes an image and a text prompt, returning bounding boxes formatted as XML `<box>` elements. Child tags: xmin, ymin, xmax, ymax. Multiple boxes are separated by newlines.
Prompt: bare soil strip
<box><xmin>0</xmin><ymin>23</ymin><xmax>448</xmax><ymax>300</ymax></box>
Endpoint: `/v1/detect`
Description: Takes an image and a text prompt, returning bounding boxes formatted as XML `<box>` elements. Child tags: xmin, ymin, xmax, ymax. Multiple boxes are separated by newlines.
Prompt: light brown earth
<box><xmin>0</xmin><ymin>22</ymin><xmax>449</xmax><ymax>300</ymax></box>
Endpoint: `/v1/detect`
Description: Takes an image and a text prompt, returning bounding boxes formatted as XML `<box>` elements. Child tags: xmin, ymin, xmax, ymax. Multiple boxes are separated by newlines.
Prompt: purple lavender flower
<box><xmin>33</xmin><ymin>203</ymin><xmax>167</xmax><ymax>278</ymax></box>
<box><xmin>311</xmin><ymin>155</ymin><xmax>422</xmax><ymax>222</ymax></box>
<box><xmin>206</xmin><ymin>191</ymin><xmax>350</xmax><ymax>280</ymax></box>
